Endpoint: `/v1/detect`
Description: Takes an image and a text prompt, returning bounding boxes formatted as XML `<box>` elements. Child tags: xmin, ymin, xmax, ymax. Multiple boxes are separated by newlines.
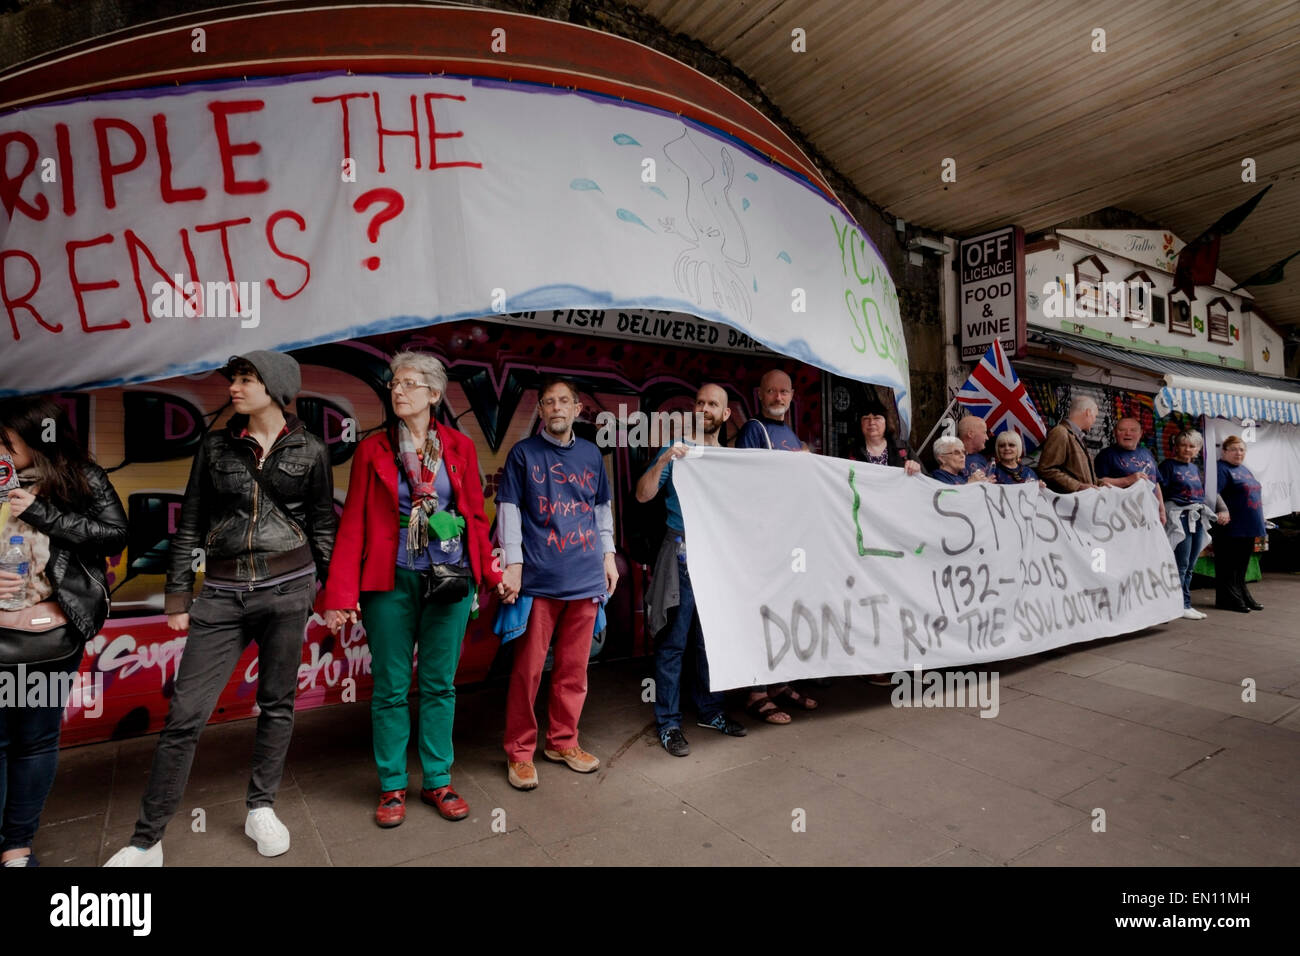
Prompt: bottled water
<box><xmin>0</xmin><ymin>535</ymin><xmax>30</xmax><ymax>611</ymax></box>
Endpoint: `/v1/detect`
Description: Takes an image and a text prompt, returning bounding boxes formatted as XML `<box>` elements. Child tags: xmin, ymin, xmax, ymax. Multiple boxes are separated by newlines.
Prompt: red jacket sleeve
<box><xmin>317</xmin><ymin>436</ymin><xmax>374</xmax><ymax>612</ymax></box>
<box><xmin>456</xmin><ymin>432</ymin><xmax>502</xmax><ymax>588</ymax></box>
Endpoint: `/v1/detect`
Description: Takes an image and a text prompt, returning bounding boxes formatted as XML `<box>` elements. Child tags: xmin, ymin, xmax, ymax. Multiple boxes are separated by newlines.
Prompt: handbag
<box><xmin>420</xmin><ymin>562</ymin><xmax>473</xmax><ymax>605</ymax></box>
<box><xmin>0</xmin><ymin>599</ymin><xmax>81</xmax><ymax>666</ymax></box>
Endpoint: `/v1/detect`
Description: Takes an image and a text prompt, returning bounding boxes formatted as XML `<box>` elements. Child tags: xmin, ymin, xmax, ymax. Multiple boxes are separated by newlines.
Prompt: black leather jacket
<box><xmin>165</xmin><ymin>414</ymin><xmax>337</xmax><ymax>613</ymax></box>
<box><xmin>19</xmin><ymin>464</ymin><xmax>129</xmax><ymax>644</ymax></box>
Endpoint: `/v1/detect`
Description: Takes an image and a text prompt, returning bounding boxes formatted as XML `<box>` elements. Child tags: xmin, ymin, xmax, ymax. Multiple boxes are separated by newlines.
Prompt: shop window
<box><xmin>1206</xmin><ymin>296</ymin><xmax>1232</xmax><ymax>344</ymax></box>
<box><xmin>1073</xmin><ymin>255</ymin><xmax>1108</xmax><ymax>317</ymax></box>
<box><xmin>1168</xmin><ymin>293</ymin><xmax>1193</xmax><ymax>335</ymax></box>
<box><xmin>1125</xmin><ymin>271</ymin><xmax>1153</xmax><ymax>325</ymax></box>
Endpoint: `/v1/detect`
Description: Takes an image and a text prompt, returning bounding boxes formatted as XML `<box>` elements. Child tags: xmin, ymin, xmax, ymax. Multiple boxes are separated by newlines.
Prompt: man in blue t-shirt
<box><xmin>636</xmin><ymin>383</ymin><xmax>746</xmax><ymax>757</ymax></box>
<box><xmin>1095</xmin><ymin>417</ymin><xmax>1166</xmax><ymax>525</ymax></box>
<box><xmin>497</xmin><ymin>378</ymin><xmax>617</xmax><ymax>791</ymax></box>
<box><xmin>957</xmin><ymin>415</ymin><xmax>992</xmax><ymax>481</ymax></box>
<box><xmin>732</xmin><ymin>369</ymin><xmax>820</xmax><ymax>723</ymax></box>
<box><xmin>734</xmin><ymin>369</ymin><xmax>805</xmax><ymax>451</ymax></box>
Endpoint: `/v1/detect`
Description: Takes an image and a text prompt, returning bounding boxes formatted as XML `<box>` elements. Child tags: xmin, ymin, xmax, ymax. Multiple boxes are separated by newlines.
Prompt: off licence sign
<box><xmin>960</xmin><ymin>226</ymin><xmax>1024</xmax><ymax>360</ymax></box>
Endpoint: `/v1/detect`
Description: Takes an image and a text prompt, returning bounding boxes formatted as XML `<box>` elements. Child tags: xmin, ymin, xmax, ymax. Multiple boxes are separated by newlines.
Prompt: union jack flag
<box><xmin>956</xmin><ymin>340</ymin><xmax>1047</xmax><ymax>449</ymax></box>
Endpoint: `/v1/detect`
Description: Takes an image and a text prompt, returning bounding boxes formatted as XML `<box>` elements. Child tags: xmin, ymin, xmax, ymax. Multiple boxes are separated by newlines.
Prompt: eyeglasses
<box><xmin>388</xmin><ymin>379</ymin><xmax>431</xmax><ymax>393</ymax></box>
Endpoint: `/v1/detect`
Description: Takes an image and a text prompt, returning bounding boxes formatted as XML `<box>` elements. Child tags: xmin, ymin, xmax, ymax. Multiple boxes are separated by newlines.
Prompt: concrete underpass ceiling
<box><xmin>631</xmin><ymin>0</ymin><xmax>1300</xmax><ymax>331</ymax></box>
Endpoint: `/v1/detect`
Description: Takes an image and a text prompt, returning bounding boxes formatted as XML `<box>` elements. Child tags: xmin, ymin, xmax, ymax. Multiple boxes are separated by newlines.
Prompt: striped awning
<box><xmin>1156</xmin><ymin>376</ymin><xmax>1300</xmax><ymax>424</ymax></box>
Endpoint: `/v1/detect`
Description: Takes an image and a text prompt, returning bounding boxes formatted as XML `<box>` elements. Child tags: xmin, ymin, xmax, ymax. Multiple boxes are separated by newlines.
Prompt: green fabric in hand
<box><xmin>428</xmin><ymin>511</ymin><xmax>466</xmax><ymax>541</ymax></box>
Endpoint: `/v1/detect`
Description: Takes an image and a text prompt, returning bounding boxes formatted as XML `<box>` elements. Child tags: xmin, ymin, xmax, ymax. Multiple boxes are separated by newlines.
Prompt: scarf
<box><xmin>396</xmin><ymin>420</ymin><xmax>442</xmax><ymax>567</ymax></box>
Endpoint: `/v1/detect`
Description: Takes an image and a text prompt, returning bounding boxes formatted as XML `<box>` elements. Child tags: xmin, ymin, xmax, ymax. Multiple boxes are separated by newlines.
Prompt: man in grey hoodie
<box><xmin>105</xmin><ymin>351</ymin><xmax>336</xmax><ymax>867</ymax></box>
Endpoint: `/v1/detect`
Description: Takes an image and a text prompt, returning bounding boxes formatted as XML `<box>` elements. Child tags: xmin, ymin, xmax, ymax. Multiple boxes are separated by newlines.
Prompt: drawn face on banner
<box><xmin>1114</xmin><ymin>418</ymin><xmax>1142</xmax><ymax>450</ymax></box>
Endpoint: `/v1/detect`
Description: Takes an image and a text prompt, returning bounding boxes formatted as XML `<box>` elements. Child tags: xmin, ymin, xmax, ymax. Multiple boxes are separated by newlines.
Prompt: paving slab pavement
<box><xmin>27</xmin><ymin>575</ymin><xmax>1300</xmax><ymax>866</ymax></box>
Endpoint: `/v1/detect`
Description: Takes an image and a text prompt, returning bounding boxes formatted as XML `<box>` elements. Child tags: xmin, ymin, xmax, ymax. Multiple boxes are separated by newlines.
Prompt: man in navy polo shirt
<box><xmin>957</xmin><ymin>415</ymin><xmax>992</xmax><ymax>481</ymax></box>
<box><xmin>497</xmin><ymin>377</ymin><xmax>617</xmax><ymax>791</ymax></box>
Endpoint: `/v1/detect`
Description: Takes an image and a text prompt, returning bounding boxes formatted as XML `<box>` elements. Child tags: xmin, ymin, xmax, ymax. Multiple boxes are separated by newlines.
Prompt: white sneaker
<box><xmin>244</xmin><ymin>808</ymin><xmax>290</xmax><ymax>857</ymax></box>
<box><xmin>1181</xmin><ymin>608</ymin><xmax>1206</xmax><ymax>620</ymax></box>
<box><xmin>104</xmin><ymin>843</ymin><xmax>163</xmax><ymax>867</ymax></box>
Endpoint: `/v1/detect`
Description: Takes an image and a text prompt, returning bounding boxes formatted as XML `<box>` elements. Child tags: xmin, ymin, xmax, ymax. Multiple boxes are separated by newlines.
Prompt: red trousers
<box><xmin>504</xmin><ymin>597</ymin><xmax>598</xmax><ymax>762</ymax></box>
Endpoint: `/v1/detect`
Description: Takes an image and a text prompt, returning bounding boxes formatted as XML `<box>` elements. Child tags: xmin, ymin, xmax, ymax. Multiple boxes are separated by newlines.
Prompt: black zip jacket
<box><xmin>164</xmin><ymin>413</ymin><xmax>337</xmax><ymax>614</ymax></box>
<box><xmin>19</xmin><ymin>463</ymin><xmax>128</xmax><ymax>644</ymax></box>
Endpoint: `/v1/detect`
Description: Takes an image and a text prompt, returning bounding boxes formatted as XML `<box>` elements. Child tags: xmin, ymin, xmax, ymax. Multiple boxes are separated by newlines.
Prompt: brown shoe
<box><xmin>375</xmin><ymin>789</ymin><xmax>407</xmax><ymax>828</ymax></box>
<box><xmin>507</xmin><ymin>760</ymin><xmax>538</xmax><ymax>790</ymax></box>
<box><xmin>542</xmin><ymin>746</ymin><xmax>600</xmax><ymax>773</ymax></box>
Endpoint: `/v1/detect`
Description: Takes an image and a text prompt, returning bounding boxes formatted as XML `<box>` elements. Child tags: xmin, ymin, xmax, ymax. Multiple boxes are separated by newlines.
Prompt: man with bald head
<box><xmin>732</xmin><ymin>369</ymin><xmax>818</xmax><ymax>722</ymax></box>
<box><xmin>734</xmin><ymin>369</ymin><xmax>803</xmax><ymax>451</ymax></box>
<box><xmin>637</xmin><ymin>383</ymin><xmax>746</xmax><ymax>756</ymax></box>
<box><xmin>1038</xmin><ymin>394</ymin><xmax>1100</xmax><ymax>493</ymax></box>
<box><xmin>957</xmin><ymin>415</ymin><xmax>992</xmax><ymax>482</ymax></box>
<box><xmin>1096</xmin><ymin>416</ymin><xmax>1167</xmax><ymax>524</ymax></box>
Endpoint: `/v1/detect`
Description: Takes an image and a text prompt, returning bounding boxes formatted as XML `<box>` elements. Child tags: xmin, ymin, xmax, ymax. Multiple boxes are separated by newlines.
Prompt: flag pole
<box><xmin>917</xmin><ymin>394</ymin><xmax>960</xmax><ymax>455</ymax></box>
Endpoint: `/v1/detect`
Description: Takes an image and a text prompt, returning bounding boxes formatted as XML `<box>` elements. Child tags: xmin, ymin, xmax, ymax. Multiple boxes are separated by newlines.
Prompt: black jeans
<box><xmin>1214</xmin><ymin>535</ymin><xmax>1255</xmax><ymax>607</ymax></box>
<box><xmin>131</xmin><ymin>575</ymin><xmax>315</xmax><ymax>848</ymax></box>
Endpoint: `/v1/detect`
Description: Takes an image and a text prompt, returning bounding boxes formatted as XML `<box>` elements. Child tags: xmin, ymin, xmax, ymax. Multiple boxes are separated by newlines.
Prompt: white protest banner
<box><xmin>1205</xmin><ymin>418</ymin><xmax>1300</xmax><ymax>519</ymax></box>
<box><xmin>0</xmin><ymin>74</ymin><xmax>909</xmax><ymax>429</ymax></box>
<box><xmin>673</xmin><ymin>448</ymin><xmax>1183</xmax><ymax>690</ymax></box>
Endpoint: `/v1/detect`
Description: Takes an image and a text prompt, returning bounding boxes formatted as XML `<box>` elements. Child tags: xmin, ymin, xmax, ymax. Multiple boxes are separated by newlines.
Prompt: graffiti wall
<box><xmin>58</xmin><ymin>316</ymin><xmax>823</xmax><ymax>745</ymax></box>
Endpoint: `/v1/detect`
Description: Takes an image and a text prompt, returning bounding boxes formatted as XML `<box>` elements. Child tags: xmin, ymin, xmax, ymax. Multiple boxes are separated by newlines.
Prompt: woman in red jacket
<box><xmin>321</xmin><ymin>351</ymin><xmax>503</xmax><ymax>827</ymax></box>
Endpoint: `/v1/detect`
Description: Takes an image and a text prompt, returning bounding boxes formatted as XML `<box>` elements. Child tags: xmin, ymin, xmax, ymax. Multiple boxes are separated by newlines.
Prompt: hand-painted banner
<box><xmin>673</xmin><ymin>448</ymin><xmax>1182</xmax><ymax>689</ymax></box>
<box><xmin>1205</xmin><ymin>418</ymin><xmax>1300</xmax><ymax>519</ymax></box>
<box><xmin>0</xmin><ymin>73</ymin><xmax>909</xmax><ymax>429</ymax></box>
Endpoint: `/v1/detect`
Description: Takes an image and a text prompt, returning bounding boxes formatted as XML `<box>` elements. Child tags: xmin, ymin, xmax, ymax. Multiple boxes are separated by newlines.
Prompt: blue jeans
<box><xmin>653</xmin><ymin>557</ymin><xmax>724</xmax><ymax>733</ymax></box>
<box><xmin>1172</xmin><ymin>512</ymin><xmax>1208</xmax><ymax>609</ymax></box>
<box><xmin>0</xmin><ymin>650</ymin><xmax>82</xmax><ymax>853</ymax></box>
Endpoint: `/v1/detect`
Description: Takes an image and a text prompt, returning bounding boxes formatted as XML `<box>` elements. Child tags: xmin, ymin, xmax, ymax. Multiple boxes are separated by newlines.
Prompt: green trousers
<box><xmin>360</xmin><ymin>567</ymin><xmax>474</xmax><ymax>792</ymax></box>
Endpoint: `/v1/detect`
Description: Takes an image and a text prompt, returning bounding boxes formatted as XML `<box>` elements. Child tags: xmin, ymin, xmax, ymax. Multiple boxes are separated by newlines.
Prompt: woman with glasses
<box><xmin>320</xmin><ymin>352</ymin><xmax>503</xmax><ymax>827</ymax></box>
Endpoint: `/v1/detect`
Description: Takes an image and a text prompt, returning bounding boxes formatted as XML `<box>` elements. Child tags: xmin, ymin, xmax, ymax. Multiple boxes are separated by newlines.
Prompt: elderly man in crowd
<box><xmin>1095</xmin><ymin>416</ymin><xmax>1166</xmax><ymax>524</ymax></box>
<box><xmin>1037</xmin><ymin>395</ymin><xmax>1099</xmax><ymax>493</ymax></box>
<box><xmin>957</xmin><ymin>415</ymin><xmax>991</xmax><ymax>481</ymax></box>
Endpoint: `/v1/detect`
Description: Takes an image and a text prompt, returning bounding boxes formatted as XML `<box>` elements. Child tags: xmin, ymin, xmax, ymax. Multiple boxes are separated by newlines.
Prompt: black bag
<box><xmin>0</xmin><ymin>600</ymin><xmax>81</xmax><ymax>666</ymax></box>
<box><xmin>420</xmin><ymin>562</ymin><xmax>473</xmax><ymax>604</ymax></box>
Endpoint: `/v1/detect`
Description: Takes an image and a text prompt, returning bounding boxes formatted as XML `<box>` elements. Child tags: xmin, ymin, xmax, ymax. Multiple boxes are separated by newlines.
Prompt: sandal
<box><xmin>773</xmin><ymin>685</ymin><xmax>819</xmax><ymax>711</ymax></box>
<box><xmin>745</xmin><ymin>695</ymin><xmax>792</xmax><ymax>725</ymax></box>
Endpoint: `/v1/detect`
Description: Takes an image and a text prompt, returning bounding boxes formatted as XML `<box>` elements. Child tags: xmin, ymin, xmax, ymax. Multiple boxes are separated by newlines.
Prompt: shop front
<box><xmin>0</xmin><ymin>6</ymin><xmax>908</xmax><ymax>744</ymax></box>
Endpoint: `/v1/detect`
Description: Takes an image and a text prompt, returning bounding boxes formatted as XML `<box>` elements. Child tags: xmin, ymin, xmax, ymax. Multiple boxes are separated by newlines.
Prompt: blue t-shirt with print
<box><xmin>396</xmin><ymin>467</ymin><xmax>464</xmax><ymax>570</ymax></box>
<box><xmin>736</xmin><ymin>417</ymin><xmax>801</xmax><ymax>451</ymax></box>
<box><xmin>497</xmin><ymin>434</ymin><xmax>610</xmax><ymax>600</ymax></box>
<box><xmin>991</xmin><ymin>462</ymin><xmax>1038</xmax><ymax>485</ymax></box>
<box><xmin>1216</xmin><ymin>461</ymin><xmax>1266</xmax><ymax>538</ymax></box>
<box><xmin>933</xmin><ymin>469</ymin><xmax>967</xmax><ymax>485</ymax></box>
<box><xmin>962</xmin><ymin>452</ymin><xmax>990</xmax><ymax>480</ymax></box>
<box><xmin>1158</xmin><ymin>458</ymin><xmax>1204</xmax><ymax>505</ymax></box>
<box><xmin>1096</xmin><ymin>444</ymin><xmax>1160</xmax><ymax>498</ymax></box>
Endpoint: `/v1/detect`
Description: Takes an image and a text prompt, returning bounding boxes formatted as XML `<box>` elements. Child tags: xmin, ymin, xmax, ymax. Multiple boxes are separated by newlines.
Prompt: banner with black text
<box><xmin>673</xmin><ymin>448</ymin><xmax>1183</xmax><ymax>689</ymax></box>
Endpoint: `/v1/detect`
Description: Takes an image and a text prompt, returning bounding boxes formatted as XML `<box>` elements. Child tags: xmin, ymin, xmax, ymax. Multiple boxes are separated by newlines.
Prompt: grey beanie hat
<box><xmin>221</xmin><ymin>350</ymin><xmax>301</xmax><ymax>407</ymax></box>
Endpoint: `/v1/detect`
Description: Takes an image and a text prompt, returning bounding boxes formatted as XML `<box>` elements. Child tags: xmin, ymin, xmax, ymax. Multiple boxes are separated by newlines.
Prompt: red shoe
<box><xmin>421</xmin><ymin>785</ymin><xmax>470</xmax><ymax>821</ymax></box>
<box><xmin>376</xmin><ymin>789</ymin><xmax>407</xmax><ymax>828</ymax></box>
